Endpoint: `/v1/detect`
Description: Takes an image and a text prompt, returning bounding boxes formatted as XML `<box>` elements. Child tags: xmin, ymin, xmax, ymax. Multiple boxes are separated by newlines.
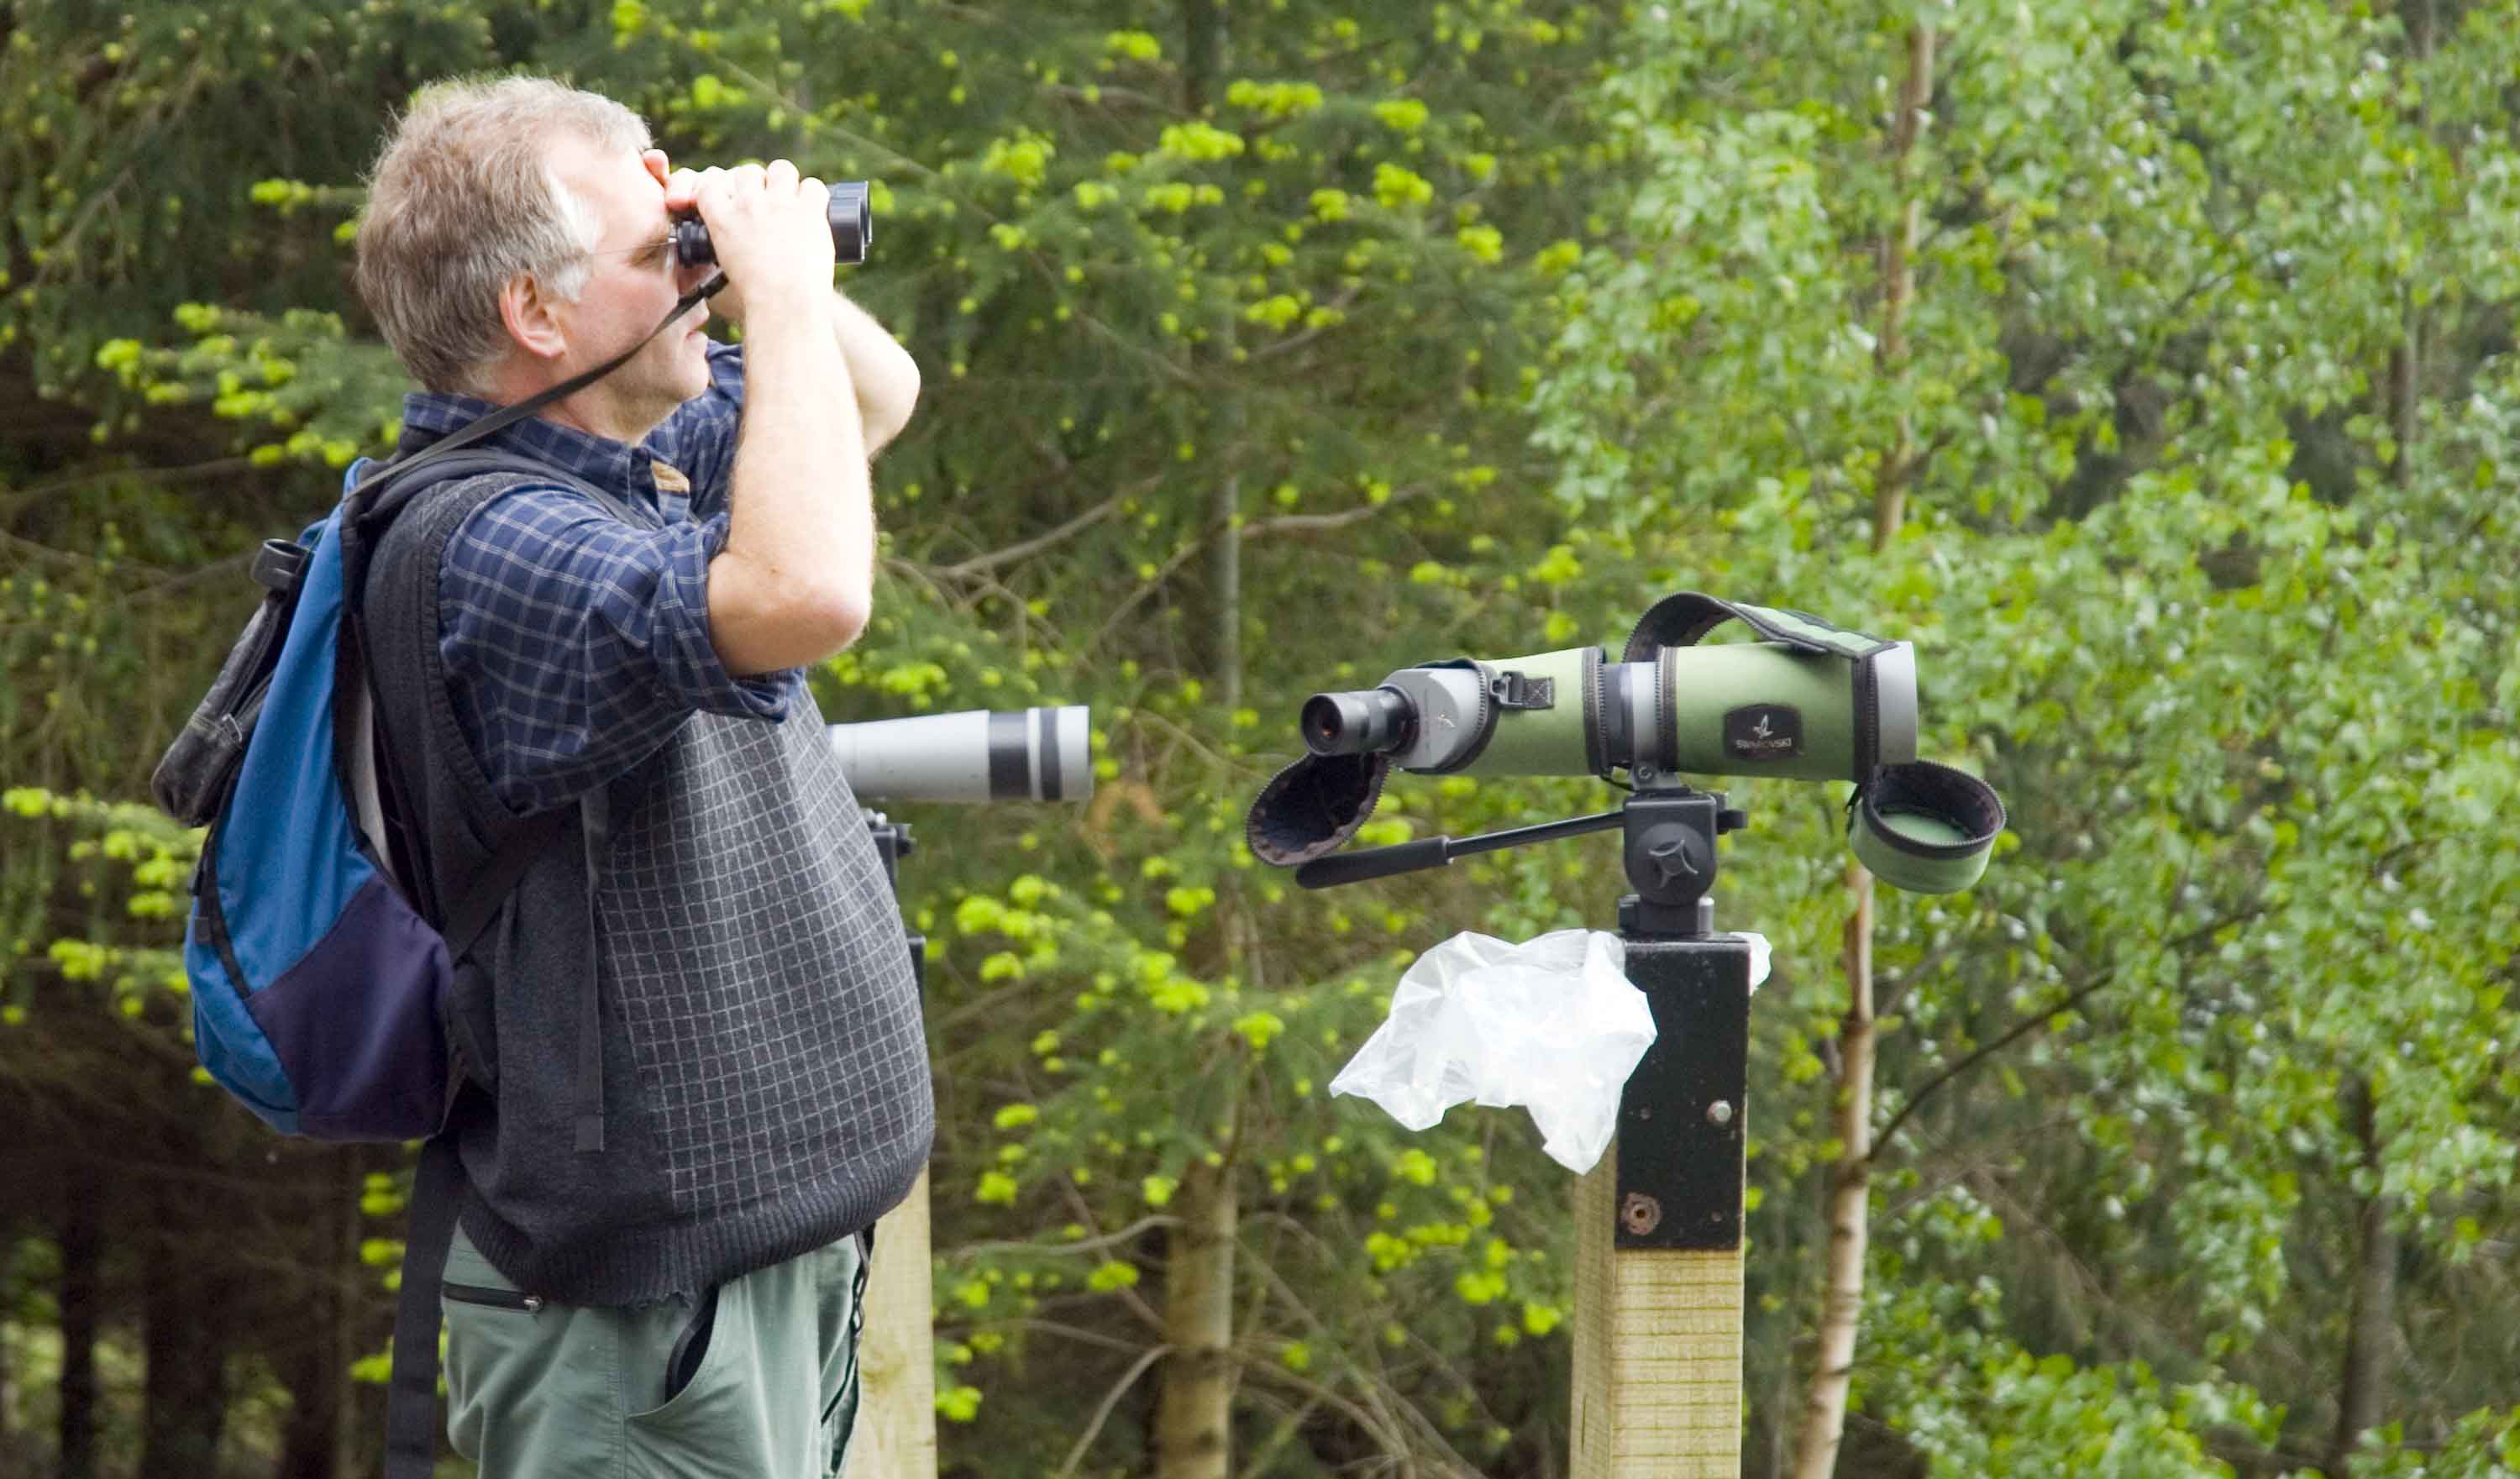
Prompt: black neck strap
<box><xmin>368</xmin><ymin>272</ymin><xmax>728</xmax><ymax>492</ymax></box>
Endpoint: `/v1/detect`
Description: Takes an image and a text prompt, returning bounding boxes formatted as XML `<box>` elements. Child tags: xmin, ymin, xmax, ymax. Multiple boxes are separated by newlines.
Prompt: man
<box><xmin>349</xmin><ymin>75</ymin><xmax>931</xmax><ymax>1478</ymax></box>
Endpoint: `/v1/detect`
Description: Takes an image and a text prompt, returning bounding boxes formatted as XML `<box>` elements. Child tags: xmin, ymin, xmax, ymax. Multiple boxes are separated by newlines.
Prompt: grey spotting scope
<box><xmin>827</xmin><ymin>706</ymin><xmax>1093</xmax><ymax>804</ymax></box>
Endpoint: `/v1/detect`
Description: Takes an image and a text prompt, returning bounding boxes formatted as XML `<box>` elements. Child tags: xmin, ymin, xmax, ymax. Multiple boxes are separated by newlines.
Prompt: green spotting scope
<box><xmin>1249</xmin><ymin>593</ymin><xmax>2004</xmax><ymax>895</ymax></box>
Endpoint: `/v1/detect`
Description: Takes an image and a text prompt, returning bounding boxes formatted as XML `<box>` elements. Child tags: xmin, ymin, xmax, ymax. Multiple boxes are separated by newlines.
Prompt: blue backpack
<box><xmin>155</xmin><ymin>260</ymin><xmax>720</xmax><ymax>1146</ymax></box>
<box><xmin>152</xmin><ymin>449</ymin><xmax>580</xmax><ymax>1140</ymax></box>
<box><xmin>155</xmin><ymin>445</ymin><xmax>626</xmax><ymax>1479</ymax></box>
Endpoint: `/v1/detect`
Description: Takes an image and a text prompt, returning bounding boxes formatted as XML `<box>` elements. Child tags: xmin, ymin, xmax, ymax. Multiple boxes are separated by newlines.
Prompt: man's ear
<box><xmin>498</xmin><ymin>272</ymin><xmax>570</xmax><ymax>364</ymax></box>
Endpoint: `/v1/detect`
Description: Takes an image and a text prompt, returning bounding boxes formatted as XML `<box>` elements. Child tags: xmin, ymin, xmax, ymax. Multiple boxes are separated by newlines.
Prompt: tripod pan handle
<box><xmin>1294</xmin><ymin>837</ymin><xmax>1451</xmax><ymax>889</ymax></box>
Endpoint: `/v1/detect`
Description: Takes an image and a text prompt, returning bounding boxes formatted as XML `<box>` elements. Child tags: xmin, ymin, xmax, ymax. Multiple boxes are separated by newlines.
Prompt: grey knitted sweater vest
<box><xmin>368</xmin><ymin>470</ymin><xmax>933</xmax><ymax>1305</ymax></box>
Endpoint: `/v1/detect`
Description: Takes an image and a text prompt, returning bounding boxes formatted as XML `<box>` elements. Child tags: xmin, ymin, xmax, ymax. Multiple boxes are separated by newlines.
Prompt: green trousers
<box><xmin>440</xmin><ymin>1224</ymin><xmax>867</xmax><ymax>1479</ymax></box>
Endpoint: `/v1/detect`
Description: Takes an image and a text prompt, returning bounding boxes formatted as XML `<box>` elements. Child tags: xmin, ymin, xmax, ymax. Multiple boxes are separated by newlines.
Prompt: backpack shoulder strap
<box><xmin>351</xmin><ymin>448</ymin><xmax>647</xmax><ymax>543</ymax></box>
<box><xmin>351</xmin><ymin>451</ymin><xmax>622</xmax><ymax>912</ymax></box>
<box><xmin>358</xmin><ymin>450</ymin><xmax>621</xmax><ymax>1147</ymax></box>
<box><xmin>384</xmin><ymin>1136</ymin><xmax>464</xmax><ymax>1479</ymax></box>
<box><xmin>440</xmin><ymin>807</ymin><xmax>570</xmax><ymax>960</ymax></box>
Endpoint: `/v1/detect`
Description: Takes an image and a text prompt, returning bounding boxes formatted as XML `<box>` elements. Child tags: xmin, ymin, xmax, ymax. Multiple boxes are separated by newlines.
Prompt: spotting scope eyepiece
<box><xmin>827</xmin><ymin>705</ymin><xmax>1091</xmax><ymax>804</ymax></box>
<box><xmin>1301</xmin><ymin>688</ymin><xmax>1414</xmax><ymax>757</ymax></box>
<box><xmin>674</xmin><ymin>181</ymin><xmax>873</xmax><ymax>269</ymax></box>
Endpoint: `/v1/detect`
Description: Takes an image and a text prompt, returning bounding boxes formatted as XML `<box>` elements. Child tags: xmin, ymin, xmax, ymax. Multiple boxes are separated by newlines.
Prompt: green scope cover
<box><xmin>1848</xmin><ymin>760</ymin><xmax>2006</xmax><ymax>894</ymax></box>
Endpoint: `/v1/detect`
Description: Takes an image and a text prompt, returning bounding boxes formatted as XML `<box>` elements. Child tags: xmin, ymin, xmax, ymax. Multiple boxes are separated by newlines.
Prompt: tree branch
<box><xmin>947</xmin><ymin>1214</ymin><xmax>1182</xmax><ymax>1262</ymax></box>
<box><xmin>1087</xmin><ymin>538</ymin><xmax>1204</xmax><ymax>654</ymax></box>
<box><xmin>1241</xmin><ymin>483</ymin><xmax>1434</xmax><ymax>538</ymax></box>
<box><xmin>936</xmin><ymin>489</ymin><xmax>1128</xmax><ymax>580</ymax></box>
<box><xmin>1055</xmin><ymin>1177</ymin><xmax>1168</xmax><ymax>1334</ymax></box>
<box><xmin>1053</xmin><ymin>1341</ymin><xmax>1173</xmax><ymax>1479</ymax></box>
<box><xmin>1869</xmin><ymin>905</ymin><xmax>2261</xmax><ymax>1160</ymax></box>
<box><xmin>1868</xmin><ymin>968</ymin><xmax>2118</xmax><ymax>1162</ymax></box>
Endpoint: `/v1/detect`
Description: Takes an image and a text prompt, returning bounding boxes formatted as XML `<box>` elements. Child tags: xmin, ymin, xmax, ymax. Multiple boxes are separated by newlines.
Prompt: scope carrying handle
<box><xmin>1620</xmin><ymin>591</ymin><xmax>1884</xmax><ymax>663</ymax></box>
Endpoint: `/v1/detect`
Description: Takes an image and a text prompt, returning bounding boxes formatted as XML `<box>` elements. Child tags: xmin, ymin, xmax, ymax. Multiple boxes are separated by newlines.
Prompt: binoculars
<box><xmin>671</xmin><ymin>180</ymin><xmax>873</xmax><ymax>269</ymax></box>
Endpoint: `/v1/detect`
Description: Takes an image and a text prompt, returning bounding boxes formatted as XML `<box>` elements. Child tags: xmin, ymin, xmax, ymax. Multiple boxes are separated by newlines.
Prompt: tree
<box><xmin>1536</xmin><ymin>0</ymin><xmax>2520</xmax><ymax>1473</ymax></box>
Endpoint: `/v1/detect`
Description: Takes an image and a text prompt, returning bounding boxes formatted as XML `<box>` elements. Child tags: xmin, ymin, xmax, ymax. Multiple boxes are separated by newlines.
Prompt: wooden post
<box><xmin>1571</xmin><ymin>1156</ymin><xmax>1745</xmax><ymax>1476</ymax></box>
<box><xmin>855</xmin><ymin>814</ymin><xmax>940</xmax><ymax>1478</ymax></box>
<box><xmin>1568</xmin><ymin>902</ymin><xmax>1754</xmax><ymax>1477</ymax></box>
<box><xmin>848</xmin><ymin>1167</ymin><xmax>939</xmax><ymax>1479</ymax></box>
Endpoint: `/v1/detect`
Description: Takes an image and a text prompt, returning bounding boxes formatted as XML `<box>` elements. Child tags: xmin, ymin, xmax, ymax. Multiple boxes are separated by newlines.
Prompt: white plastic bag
<box><xmin>1327</xmin><ymin>929</ymin><xmax>1653</xmax><ymax>1173</ymax></box>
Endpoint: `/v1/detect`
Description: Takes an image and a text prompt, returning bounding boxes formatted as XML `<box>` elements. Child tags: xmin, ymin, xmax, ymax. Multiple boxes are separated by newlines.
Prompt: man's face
<box><xmin>549</xmin><ymin>136</ymin><xmax>714</xmax><ymax>433</ymax></box>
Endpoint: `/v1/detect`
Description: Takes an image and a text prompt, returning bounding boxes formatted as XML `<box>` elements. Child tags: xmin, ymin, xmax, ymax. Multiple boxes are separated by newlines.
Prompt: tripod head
<box><xmin>837</xmin><ymin>705</ymin><xmax>1095</xmax><ymax>990</ymax></box>
<box><xmin>1287</xmin><ymin>776</ymin><xmax>1744</xmax><ymax>936</ymax></box>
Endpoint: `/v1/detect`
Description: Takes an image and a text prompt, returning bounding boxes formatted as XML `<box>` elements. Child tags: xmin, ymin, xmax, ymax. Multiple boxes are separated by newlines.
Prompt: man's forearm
<box><xmin>710</xmin><ymin>304</ymin><xmax>875</xmax><ymax>674</ymax></box>
<box><xmin>831</xmin><ymin>290</ymin><xmax>920</xmax><ymax>454</ymax></box>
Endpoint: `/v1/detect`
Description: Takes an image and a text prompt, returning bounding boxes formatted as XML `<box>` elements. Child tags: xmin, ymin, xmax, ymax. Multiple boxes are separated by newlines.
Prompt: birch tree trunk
<box><xmin>1790</xmin><ymin>26</ymin><xmax>1933</xmax><ymax>1479</ymax></box>
<box><xmin>1791</xmin><ymin>868</ymin><xmax>1877</xmax><ymax>1479</ymax></box>
<box><xmin>1155</xmin><ymin>1158</ymin><xmax>1239</xmax><ymax>1479</ymax></box>
<box><xmin>1183</xmin><ymin>0</ymin><xmax>1243</xmax><ymax>708</ymax></box>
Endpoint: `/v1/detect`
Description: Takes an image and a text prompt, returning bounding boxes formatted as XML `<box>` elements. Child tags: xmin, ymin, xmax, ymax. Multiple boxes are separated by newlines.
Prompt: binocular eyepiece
<box><xmin>670</xmin><ymin>180</ymin><xmax>873</xmax><ymax>269</ymax></box>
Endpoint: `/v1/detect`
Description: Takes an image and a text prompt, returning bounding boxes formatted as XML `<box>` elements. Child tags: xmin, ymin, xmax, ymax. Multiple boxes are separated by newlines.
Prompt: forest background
<box><xmin>2</xmin><ymin>1</ymin><xmax>2516</xmax><ymax>1476</ymax></box>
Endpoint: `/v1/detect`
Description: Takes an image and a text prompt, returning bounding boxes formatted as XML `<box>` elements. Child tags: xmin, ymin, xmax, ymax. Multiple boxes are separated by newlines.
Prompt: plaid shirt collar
<box><xmin>395</xmin><ymin>391</ymin><xmax>666</xmax><ymax>507</ymax></box>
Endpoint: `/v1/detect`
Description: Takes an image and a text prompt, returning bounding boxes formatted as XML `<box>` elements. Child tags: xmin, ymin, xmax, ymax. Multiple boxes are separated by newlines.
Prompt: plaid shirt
<box><xmin>390</xmin><ymin>340</ymin><xmax>799</xmax><ymax>816</ymax></box>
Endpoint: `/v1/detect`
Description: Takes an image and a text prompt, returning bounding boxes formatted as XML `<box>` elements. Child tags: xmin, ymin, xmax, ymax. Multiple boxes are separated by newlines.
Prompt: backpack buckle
<box><xmin>252</xmin><ymin>539</ymin><xmax>310</xmax><ymax>595</ymax></box>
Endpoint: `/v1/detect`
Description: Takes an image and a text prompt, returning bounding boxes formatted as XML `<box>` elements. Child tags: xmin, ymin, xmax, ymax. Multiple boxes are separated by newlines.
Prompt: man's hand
<box><xmin>663</xmin><ymin>160</ymin><xmax>836</xmax><ymax>328</ymax></box>
<box><xmin>654</xmin><ymin>153</ymin><xmax>919</xmax><ymax>458</ymax></box>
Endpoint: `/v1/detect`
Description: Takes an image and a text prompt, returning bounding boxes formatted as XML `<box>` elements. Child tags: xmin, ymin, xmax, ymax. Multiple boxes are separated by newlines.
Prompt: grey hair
<box><xmin>354</xmin><ymin>76</ymin><xmax>652</xmax><ymax>395</ymax></box>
